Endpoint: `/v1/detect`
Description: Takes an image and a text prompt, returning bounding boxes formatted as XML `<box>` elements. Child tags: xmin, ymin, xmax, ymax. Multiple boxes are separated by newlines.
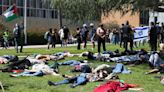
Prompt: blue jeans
<box><xmin>112</xmin><ymin>63</ymin><xmax>131</xmax><ymax>74</ymax></box>
<box><xmin>55</xmin><ymin>74</ymin><xmax>87</xmax><ymax>87</ymax></box>
<box><xmin>15</xmin><ymin>71</ymin><xmax>44</xmax><ymax>77</ymax></box>
<box><xmin>59</xmin><ymin>60</ymin><xmax>80</xmax><ymax>66</ymax></box>
<box><xmin>149</xmin><ymin>53</ymin><xmax>164</xmax><ymax>67</ymax></box>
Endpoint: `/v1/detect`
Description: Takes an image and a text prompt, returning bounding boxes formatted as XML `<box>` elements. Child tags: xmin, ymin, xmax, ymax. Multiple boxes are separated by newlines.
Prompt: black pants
<box><xmin>161</xmin><ymin>34</ymin><xmax>164</xmax><ymax>43</ymax></box>
<box><xmin>82</xmin><ymin>36</ymin><xmax>87</xmax><ymax>48</ymax></box>
<box><xmin>14</xmin><ymin>37</ymin><xmax>23</xmax><ymax>53</ymax></box>
<box><xmin>123</xmin><ymin>37</ymin><xmax>133</xmax><ymax>51</ymax></box>
<box><xmin>52</xmin><ymin>37</ymin><xmax>56</xmax><ymax>48</ymax></box>
<box><xmin>97</xmin><ymin>37</ymin><xmax>106</xmax><ymax>53</ymax></box>
<box><xmin>77</xmin><ymin>38</ymin><xmax>81</xmax><ymax>50</ymax></box>
<box><xmin>150</xmin><ymin>41</ymin><xmax>157</xmax><ymax>51</ymax></box>
<box><xmin>1</xmin><ymin>59</ymin><xmax>31</xmax><ymax>72</ymax></box>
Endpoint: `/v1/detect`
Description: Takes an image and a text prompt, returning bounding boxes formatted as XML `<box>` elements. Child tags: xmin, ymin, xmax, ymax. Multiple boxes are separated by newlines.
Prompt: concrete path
<box><xmin>0</xmin><ymin>43</ymin><xmax>94</xmax><ymax>49</ymax></box>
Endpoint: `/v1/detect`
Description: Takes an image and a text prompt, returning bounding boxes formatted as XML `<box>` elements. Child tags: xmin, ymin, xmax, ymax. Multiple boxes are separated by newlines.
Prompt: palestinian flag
<box><xmin>3</xmin><ymin>5</ymin><xmax>18</xmax><ymax>22</ymax></box>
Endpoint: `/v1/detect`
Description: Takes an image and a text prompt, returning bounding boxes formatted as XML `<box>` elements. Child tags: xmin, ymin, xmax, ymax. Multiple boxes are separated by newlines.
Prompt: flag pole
<box><xmin>24</xmin><ymin>0</ymin><xmax>27</xmax><ymax>44</ymax></box>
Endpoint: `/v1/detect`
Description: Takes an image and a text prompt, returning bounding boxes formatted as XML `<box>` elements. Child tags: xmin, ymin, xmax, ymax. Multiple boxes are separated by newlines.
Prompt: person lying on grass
<box><xmin>10</xmin><ymin>63</ymin><xmax>60</xmax><ymax>77</ymax></box>
<box><xmin>47</xmin><ymin>72</ymin><xmax>108</xmax><ymax>88</ymax></box>
<box><xmin>0</xmin><ymin>56</ymin><xmax>48</xmax><ymax>72</ymax></box>
<box><xmin>47</xmin><ymin>67</ymin><xmax>121</xmax><ymax>88</ymax></box>
<box><xmin>0</xmin><ymin>55</ymin><xmax>18</xmax><ymax>64</ymax></box>
<box><xmin>80</xmin><ymin>49</ymin><xmax>149</xmax><ymax>63</ymax></box>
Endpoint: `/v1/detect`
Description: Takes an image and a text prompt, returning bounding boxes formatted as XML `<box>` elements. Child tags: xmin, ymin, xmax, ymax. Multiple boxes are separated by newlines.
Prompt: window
<box><xmin>17</xmin><ymin>0</ymin><xmax>23</xmax><ymax>7</ymax></box>
<box><xmin>38</xmin><ymin>0</ymin><xmax>43</xmax><ymax>8</ymax></box>
<box><xmin>31</xmin><ymin>9</ymin><xmax>36</xmax><ymax>17</ymax></box>
<box><xmin>43</xmin><ymin>10</ymin><xmax>46</xmax><ymax>18</ymax></box>
<box><xmin>54</xmin><ymin>10</ymin><xmax>58</xmax><ymax>19</ymax></box>
<box><xmin>0</xmin><ymin>6</ymin><xmax>2</xmax><ymax>15</ymax></box>
<box><xmin>27</xmin><ymin>8</ymin><xmax>30</xmax><ymax>16</ymax></box>
<box><xmin>3</xmin><ymin>0</ymin><xmax>9</xmax><ymax>5</ymax></box>
<box><xmin>11</xmin><ymin>0</ymin><xmax>16</xmax><ymax>5</ymax></box>
<box><xmin>17</xmin><ymin>8</ymin><xmax>23</xmax><ymax>16</ymax></box>
<box><xmin>51</xmin><ymin>10</ymin><xmax>54</xmax><ymax>18</ymax></box>
<box><xmin>30</xmin><ymin>0</ymin><xmax>36</xmax><ymax>8</ymax></box>
<box><xmin>0</xmin><ymin>0</ymin><xmax>2</xmax><ymax>5</ymax></box>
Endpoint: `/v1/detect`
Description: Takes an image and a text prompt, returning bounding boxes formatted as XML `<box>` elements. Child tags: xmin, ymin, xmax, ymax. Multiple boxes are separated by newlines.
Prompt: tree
<box><xmin>43</xmin><ymin>0</ymin><xmax>164</xmax><ymax>23</ymax></box>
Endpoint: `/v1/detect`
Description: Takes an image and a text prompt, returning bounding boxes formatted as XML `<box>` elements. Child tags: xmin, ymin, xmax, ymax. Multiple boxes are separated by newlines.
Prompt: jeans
<box><xmin>15</xmin><ymin>71</ymin><xmax>44</xmax><ymax>77</ymax></box>
<box><xmin>55</xmin><ymin>74</ymin><xmax>87</xmax><ymax>87</ymax></box>
<box><xmin>149</xmin><ymin>53</ymin><xmax>164</xmax><ymax>67</ymax></box>
<box><xmin>59</xmin><ymin>60</ymin><xmax>80</xmax><ymax>66</ymax></box>
<box><xmin>112</xmin><ymin>63</ymin><xmax>131</xmax><ymax>74</ymax></box>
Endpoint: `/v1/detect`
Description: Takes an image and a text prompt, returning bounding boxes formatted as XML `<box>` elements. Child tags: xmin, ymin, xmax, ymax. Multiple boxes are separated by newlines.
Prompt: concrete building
<box><xmin>0</xmin><ymin>0</ymin><xmax>66</xmax><ymax>31</ymax></box>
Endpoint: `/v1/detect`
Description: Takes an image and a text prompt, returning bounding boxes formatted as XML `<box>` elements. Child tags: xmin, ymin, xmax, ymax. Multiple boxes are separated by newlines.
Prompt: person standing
<box><xmin>3</xmin><ymin>29</ymin><xmax>10</xmax><ymax>49</ymax></box>
<box><xmin>81</xmin><ymin>24</ymin><xmax>89</xmax><ymax>49</ymax></box>
<box><xmin>89</xmin><ymin>23</ymin><xmax>96</xmax><ymax>50</ymax></box>
<box><xmin>120</xmin><ymin>24</ymin><xmax>124</xmax><ymax>47</ymax></box>
<box><xmin>75</xmin><ymin>27</ymin><xmax>82</xmax><ymax>50</ymax></box>
<box><xmin>13</xmin><ymin>23</ymin><xmax>24</xmax><ymax>53</ymax></box>
<box><xmin>58</xmin><ymin>27</ymin><xmax>64</xmax><ymax>47</ymax></box>
<box><xmin>161</xmin><ymin>23</ymin><xmax>164</xmax><ymax>43</ymax></box>
<box><xmin>63</xmin><ymin>26</ymin><xmax>70</xmax><ymax>47</ymax></box>
<box><xmin>47</xmin><ymin>28</ymin><xmax>52</xmax><ymax>49</ymax></box>
<box><xmin>96</xmin><ymin>24</ymin><xmax>106</xmax><ymax>53</ymax></box>
<box><xmin>149</xmin><ymin>22</ymin><xmax>158</xmax><ymax>51</ymax></box>
<box><xmin>51</xmin><ymin>29</ymin><xmax>57</xmax><ymax>48</ymax></box>
<box><xmin>122</xmin><ymin>21</ymin><xmax>133</xmax><ymax>51</ymax></box>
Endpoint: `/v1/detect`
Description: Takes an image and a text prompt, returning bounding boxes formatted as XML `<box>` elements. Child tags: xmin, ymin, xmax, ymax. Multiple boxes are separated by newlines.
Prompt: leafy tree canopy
<box><xmin>43</xmin><ymin>0</ymin><xmax>164</xmax><ymax>23</ymax></box>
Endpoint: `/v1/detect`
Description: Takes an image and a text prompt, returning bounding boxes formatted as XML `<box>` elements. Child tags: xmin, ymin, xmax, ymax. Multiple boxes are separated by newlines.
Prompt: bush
<box><xmin>104</xmin><ymin>21</ymin><xmax>120</xmax><ymax>30</ymax></box>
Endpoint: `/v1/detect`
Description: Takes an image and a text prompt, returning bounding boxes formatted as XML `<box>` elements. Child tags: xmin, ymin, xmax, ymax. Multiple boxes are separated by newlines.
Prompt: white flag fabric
<box><xmin>133</xmin><ymin>26</ymin><xmax>150</xmax><ymax>42</ymax></box>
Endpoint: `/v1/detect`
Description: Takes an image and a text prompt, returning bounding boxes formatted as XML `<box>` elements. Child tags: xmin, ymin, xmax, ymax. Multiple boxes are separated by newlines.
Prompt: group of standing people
<box><xmin>13</xmin><ymin>23</ymin><xmax>24</xmax><ymax>53</ymax></box>
<box><xmin>44</xmin><ymin>25</ymin><xmax>70</xmax><ymax>49</ymax></box>
<box><xmin>75</xmin><ymin>23</ymin><xmax>106</xmax><ymax>53</ymax></box>
<box><xmin>44</xmin><ymin>28</ymin><xmax>57</xmax><ymax>49</ymax></box>
<box><xmin>149</xmin><ymin>22</ymin><xmax>164</xmax><ymax>51</ymax></box>
<box><xmin>0</xmin><ymin>23</ymin><xmax>24</xmax><ymax>53</ymax></box>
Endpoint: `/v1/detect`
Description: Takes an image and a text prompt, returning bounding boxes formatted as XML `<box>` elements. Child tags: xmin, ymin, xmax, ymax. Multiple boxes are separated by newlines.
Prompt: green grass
<box><xmin>0</xmin><ymin>43</ymin><xmax>164</xmax><ymax>92</ymax></box>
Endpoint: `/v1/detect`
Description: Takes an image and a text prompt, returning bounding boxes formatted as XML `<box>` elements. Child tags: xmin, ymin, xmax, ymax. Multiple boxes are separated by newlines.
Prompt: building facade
<box><xmin>0</xmin><ymin>0</ymin><xmax>58</xmax><ymax>19</ymax></box>
<box><xmin>0</xmin><ymin>0</ymin><xmax>64</xmax><ymax>31</ymax></box>
<box><xmin>101</xmin><ymin>11</ymin><xmax>149</xmax><ymax>27</ymax></box>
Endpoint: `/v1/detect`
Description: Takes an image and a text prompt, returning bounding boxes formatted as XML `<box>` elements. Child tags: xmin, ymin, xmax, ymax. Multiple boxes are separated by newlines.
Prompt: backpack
<box><xmin>13</xmin><ymin>26</ymin><xmax>21</xmax><ymax>38</ymax></box>
<box><xmin>44</xmin><ymin>31</ymin><xmax>49</xmax><ymax>40</ymax></box>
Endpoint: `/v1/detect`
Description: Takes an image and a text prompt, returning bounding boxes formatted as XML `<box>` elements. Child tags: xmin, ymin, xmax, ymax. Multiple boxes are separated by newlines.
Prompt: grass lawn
<box><xmin>0</xmin><ymin>43</ymin><xmax>164</xmax><ymax>92</ymax></box>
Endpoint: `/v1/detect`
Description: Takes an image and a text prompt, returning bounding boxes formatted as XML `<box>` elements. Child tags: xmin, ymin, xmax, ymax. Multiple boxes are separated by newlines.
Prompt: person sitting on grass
<box><xmin>145</xmin><ymin>45</ymin><xmax>164</xmax><ymax>74</ymax></box>
<box><xmin>10</xmin><ymin>63</ymin><xmax>59</xmax><ymax>77</ymax></box>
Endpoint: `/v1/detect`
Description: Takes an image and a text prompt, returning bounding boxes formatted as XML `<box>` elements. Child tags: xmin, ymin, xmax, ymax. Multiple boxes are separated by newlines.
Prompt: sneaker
<box><xmin>160</xmin><ymin>77</ymin><xmax>164</xmax><ymax>84</ymax></box>
<box><xmin>9</xmin><ymin>74</ymin><xmax>18</xmax><ymax>77</ymax></box>
<box><xmin>48</xmin><ymin>81</ymin><xmax>56</xmax><ymax>86</ymax></box>
<box><xmin>70</xmin><ymin>84</ymin><xmax>75</xmax><ymax>88</ymax></box>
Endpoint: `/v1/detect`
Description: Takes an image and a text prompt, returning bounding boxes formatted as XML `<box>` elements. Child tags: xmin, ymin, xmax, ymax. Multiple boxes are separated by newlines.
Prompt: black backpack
<box><xmin>14</xmin><ymin>26</ymin><xmax>21</xmax><ymax>38</ymax></box>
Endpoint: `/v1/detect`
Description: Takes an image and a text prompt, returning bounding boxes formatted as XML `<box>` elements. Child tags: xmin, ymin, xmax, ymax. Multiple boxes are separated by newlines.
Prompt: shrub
<box><xmin>104</xmin><ymin>21</ymin><xmax>120</xmax><ymax>30</ymax></box>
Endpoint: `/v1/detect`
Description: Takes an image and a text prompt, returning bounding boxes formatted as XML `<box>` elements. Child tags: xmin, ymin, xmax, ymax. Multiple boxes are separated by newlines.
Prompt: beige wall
<box><xmin>0</xmin><ymin>16</ymin><xmax>71</xmax><ymax>33</ymax></box>
<box><xmin>101</xmin><ymin>11</ymin><xmax>140</xmax><ymax>27</ymax></box>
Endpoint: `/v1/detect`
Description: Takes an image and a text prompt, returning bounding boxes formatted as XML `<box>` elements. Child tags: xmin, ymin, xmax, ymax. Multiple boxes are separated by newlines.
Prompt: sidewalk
<box><xmin>0</xmin><ymin>44</ymin><xmax>76</xmax><ymax>49</ymax></box>
<box><xmin>1</xmin><ymin>43</ymin><xmax>94</xmax><ymax>49</ymax></box>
